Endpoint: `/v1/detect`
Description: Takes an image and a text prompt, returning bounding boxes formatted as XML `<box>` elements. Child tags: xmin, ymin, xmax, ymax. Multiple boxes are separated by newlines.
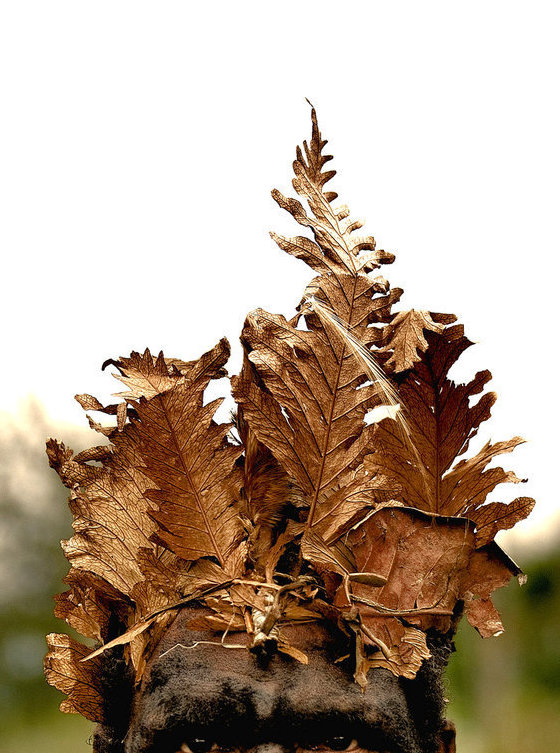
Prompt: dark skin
<box><xmin>121</xmin><ymin>610</ymin><xmax>456</xmax><ymax>753</ymax></box>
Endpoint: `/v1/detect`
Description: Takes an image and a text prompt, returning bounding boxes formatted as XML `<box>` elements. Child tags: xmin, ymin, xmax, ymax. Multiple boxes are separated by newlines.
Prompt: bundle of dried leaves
<box><xmin>44</xmin><ymin>109</ymin><xmax>534</xmax><ymax>722</ymax></box>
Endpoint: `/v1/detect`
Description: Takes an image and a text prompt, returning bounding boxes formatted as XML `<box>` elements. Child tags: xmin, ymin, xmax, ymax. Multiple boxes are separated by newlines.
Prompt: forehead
<box><xmin>125</xmin><ymin>612</ymin><xmax>421</xmax><ymax>753</ymax></box>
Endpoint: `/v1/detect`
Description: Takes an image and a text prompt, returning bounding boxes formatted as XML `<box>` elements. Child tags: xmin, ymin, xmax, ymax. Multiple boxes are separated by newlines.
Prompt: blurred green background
<box><xmin>1</xmin><ymin>401</ymin><xmax>558</xmax><ymax>753</ymax></box>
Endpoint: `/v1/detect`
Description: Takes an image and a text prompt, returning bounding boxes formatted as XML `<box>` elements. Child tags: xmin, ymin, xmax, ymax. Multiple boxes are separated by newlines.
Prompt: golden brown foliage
<box><xmin>44</xmin><ymin>633</ymin><xmax>105</xmax><ymax>722</ymax></box>
<box><xmin>46</xmin><ymin>343</ymin><xmax>245</xmax><ymax>716</ymax></box>
<box><xmin>233</xmin><ymin>109</ymin><xmax>400</xmax><ymax>563</ymax></box>
<box><xmin>45</xmin><ymin>108</ymin><xmax>533</xmax><ymax>718</ymax></box>
<box><xmin>363</xmin><ymin>324</ymin><xmax>535</xmax><ymax>537</ymax></box>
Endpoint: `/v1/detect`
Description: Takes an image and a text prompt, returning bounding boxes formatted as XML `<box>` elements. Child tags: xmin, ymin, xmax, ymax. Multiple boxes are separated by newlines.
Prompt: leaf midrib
<box><xmin>305</xmin><ymin>272</ymin><xmax>359</xmax><ymax>532</ymax></box>
<box><xmin>156</xmin><ymin>392</ymin><xmax>225</xmax><ymax>566</ymax></box>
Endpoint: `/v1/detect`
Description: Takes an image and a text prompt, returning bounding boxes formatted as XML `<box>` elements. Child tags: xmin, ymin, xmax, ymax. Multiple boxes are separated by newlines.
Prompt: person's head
<box><xmin>44</xmin><ymin>106</ymin><xmax>529</xmax><ymax>753</ymax></box>
<box><xmin>93</xmin><ymin>609</ymin><xmax>456</xmax><ymax>753</ymax></box>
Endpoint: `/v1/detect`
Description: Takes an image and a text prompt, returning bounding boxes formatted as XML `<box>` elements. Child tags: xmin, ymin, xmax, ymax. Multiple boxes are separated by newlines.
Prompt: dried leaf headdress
<box><xmin>45</xmin><ymin>108</ymin><xmax>535</xmax><ymax>721</ymax></box>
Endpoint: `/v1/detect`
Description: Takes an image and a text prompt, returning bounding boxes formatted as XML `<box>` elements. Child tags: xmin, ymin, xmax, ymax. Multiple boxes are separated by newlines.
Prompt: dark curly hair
<box><xmin>91</xmin><ymin>630</ymin><xmax>455</xmax><ymax>753</ymax></box>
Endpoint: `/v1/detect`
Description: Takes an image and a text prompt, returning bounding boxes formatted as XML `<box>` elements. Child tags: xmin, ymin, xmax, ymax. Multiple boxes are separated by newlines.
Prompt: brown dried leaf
<box><xmin>346</xmin><ymin>507</ymin><xmax>519</xmax><ymax>646</ymax></box>
<box><xmin>238</xmin><ymin>401</ymin><xmax>291</xmax><ymax>530</ymax></box>
<box><xmin>74</xmin><ymin>393</ymin><xmax>130</xmax><ymax>433</ymax></box>
<box><xmin>47</xmin><ymin>437</ymin><xmax>156</xmax><ymax>600</ymax></box>
<box><xmin>446</xmin><ymin>439</ymin><xmax>525</xmax><ymax>517</ymax></box>
<box><xmin>130</xmin><ymin>344</ymin><xmax>244</xmax><ymax>569</ymax></box>
<box><xmin>44</xmin><ymin>634</ymin><xmax>105</xmax><ymax>723</ymax></box>
<box><xmin>461</xmin><ymin>544</ymin><xmax>519</xmax><ymax>637</ymax></box>
<box><xmin>128</xmin><ymin>610</ymin><xmax>177</xmax><ymax>681</ymax></box>
<box><xmin>86</xmin><ymin>415</ymin><xmax>114</xmax><ymax>437</ymax></box>
<box><xmin>348</xmin><ymin>507</ymin><xmax>473</xmax><ymax>634</ymax></box>
<box><xmin>54</xmin><ymin>590</ymin><xmax>104</xmax><ymax>643</ymax></box>
<box><xmin>111</xmin><ymin>350</ymin><xmax>179</xmax><ymax>399</ymax></box>
<box><xmin>234</xmin><ymin>310</ymin><xmax>394</xmax><ymax>547</ymax></box>
<box><xmin>470</xmin><ymin>497</ymin><xmax>535</xmax><ymax>547</ymax></box>
<box><xmin>364</xmin><ymin>325</ymin><xmax>534</xmax><ymax>532</ymax></box>
<box><xmin>362</xmin><ymin>618</ymin><xmax>431</xmax><ymax>680</ymax></box>
<box><xmin>379</xmin><ymin>309</ymin><xmax>446</xmax><ymax>373</ymax></box>
<box><xmin>54</xmin><ymin>571</ymin><xmax>129</xmax><ymax>642</ymax></box>
<box><xmin>465</xmin><ymin>598</ymin><xmax>505</xmax><ymax>638</ymax></box>
<box><xmin>111</xmin><ymin>339</ymin><xmax>229</xmax><ymax>401</ymax></box>
<box><xmin>83</xmin><ymin>614</ymin><xmax>158</xmax><ymax>661</ymax></box>
<box><xmin>47</xmin><ymin>342</ymin><xmax>243</xmax><ymax>691</ymax></box>
<box><xmin>264</xmin><ymin>530</ymin><xmax>296</xmax><ymax>583</ymax></box>
<box><xmin>186</xmin><ymin>611</ymin><xmax>246</xmax><ymax>633</ymax></box>
<box><xmin>300</xmin><ymin>530</ymin><xmax>356</xmax><ymax>576</ymax></box>
<box><xmin>75</xmin><ymin>394</ymin><xmax>105</xmax><ymax>412</ymax></box>
<box><xmin>235</xmin><ymin>379</ymin><xmax>295</xmax><ymax>570</ymax></box>
<box><xmin>233</xmin><ymin>109</ymin><xmax>403</xmax><ymax>562</ymax></box>
<box><xmin>277</xmin><ymin>641</ymin><xmax>309</xmax><ymax>664</ymax></box>
<box><xmin>271</xmin><ymin>108</ymin><xmax>394</xmax><ymax>277</ymax></box>
<box><xmin>73</xmin><ymin>445</ymin><xmax>113</xmax><ymax>464</ymax></box>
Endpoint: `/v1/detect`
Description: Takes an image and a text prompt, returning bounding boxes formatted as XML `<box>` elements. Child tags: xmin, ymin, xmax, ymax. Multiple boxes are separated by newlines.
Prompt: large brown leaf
<box><xmin>343</xmin><ymin>507</ymin><xmax>520</xmax><ymax>672</ymax></box>
<box><xmin>233</xmin><ymin>109</ymin><xmax>401</xmax><ymax>558</ymax></box>
<box><xmin>347</xmin><ymin>507</ymin><xmax>473</xmax><ymax>635</ymax></box>
<box><xmin>234</xmin><ymin>309</ymin><xmax>395</xmax><ymax>548</ymax></box>
<box><xmin>46</xmin><ymin>341</ymin><xmax>244</xmax><ymax>705</ymax></box>
<box><xmin>44</xmin><ymin>634</ymin><xmax>105</xmax><ymax>723</ymax></box>
<box><xmin>46</xmin><ymin>437</ymin><xmax>156</xmax><ymax>602</ymax></box>
<box><xmin>364</xmin><ymin>325</ymin><xmax>534</xmax><ymax>535</ymax></box>
<box><xmin>129</xmin><ymin>342</ymin><xmax>244</xmax><ymax>571</ymax></box>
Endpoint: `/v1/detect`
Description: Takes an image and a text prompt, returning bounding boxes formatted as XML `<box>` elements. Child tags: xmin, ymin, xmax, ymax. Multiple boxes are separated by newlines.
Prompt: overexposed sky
<box><xmin>1</xmin><ymin>1</ymin><xmax>559</xmax><ymax>543</ymax></box>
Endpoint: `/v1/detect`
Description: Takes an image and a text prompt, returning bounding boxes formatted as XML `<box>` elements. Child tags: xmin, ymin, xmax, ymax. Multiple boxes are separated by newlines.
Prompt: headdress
<box><xmin>44</xmin><ymin>108</ymin><xmax>535</xmax><ymax>723</ymax></box>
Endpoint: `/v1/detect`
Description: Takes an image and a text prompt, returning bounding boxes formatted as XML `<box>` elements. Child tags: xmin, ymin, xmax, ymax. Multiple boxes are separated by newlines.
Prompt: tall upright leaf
<box><xmin>233</xmin><ymin>108</ymin><xmax>399</xmax><ymax>549</ymax></box>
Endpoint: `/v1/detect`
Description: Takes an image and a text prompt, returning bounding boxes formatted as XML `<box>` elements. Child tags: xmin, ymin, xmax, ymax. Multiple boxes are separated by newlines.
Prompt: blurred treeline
<box><xmin>446</xmin><ymin>549</ymin><xmax>560</xmax><ymax>752</ymax></box>
<box><xmin>0</xmin><ymin>401</ymin><xmax>558</xmax><ymax>753</ymax></box>
<box><xmin>0</xmin><ymin>402</ymin><xmax>94</xmax><ymax>751</ymax></box>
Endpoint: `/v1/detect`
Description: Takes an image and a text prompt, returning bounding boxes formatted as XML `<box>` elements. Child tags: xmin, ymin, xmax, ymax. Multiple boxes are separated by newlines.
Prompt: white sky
<box><xmin>1</xmin><ymin>1</ymin><xmax>559</xmax><ymax>546</ymax></box>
